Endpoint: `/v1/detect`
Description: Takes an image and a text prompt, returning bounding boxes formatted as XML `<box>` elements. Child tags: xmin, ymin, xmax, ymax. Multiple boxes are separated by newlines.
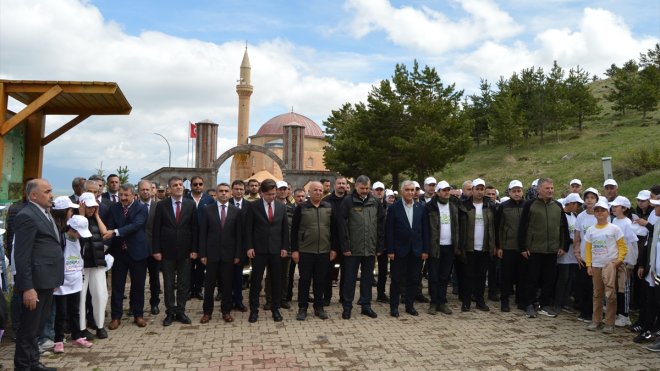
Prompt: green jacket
<box><xmin>425</xmin><ymin>195</ymin><xmax>462</xmax><ymax>258</ymax></box>
<box><xmin>339</xmin><ymin>190</ymin><xmax>385</xmax><ymax>256</ymax></box>
<box><xmin>459</xmin><ymin>197</ymin><xmax>496</xmax><ymax>255</ymax></box>
<box><xmin>495</xmin><ymin>198</ymin><xmax>525</xmax><ymax>251</ymax></box>
<box><xmin>517</xmin><ymin>198</ymin><xmax>569</xmax><ymax>254</ymax></box>
<box><xmin>290</xmin><ymin>200</ymin><xmax>335</xmax><ymax>254</ymax></box>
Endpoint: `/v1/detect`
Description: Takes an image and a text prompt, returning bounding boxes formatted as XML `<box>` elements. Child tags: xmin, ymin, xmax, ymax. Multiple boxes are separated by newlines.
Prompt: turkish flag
<box><xmin>190</xmin><ymin>122</ymin><xmax>197</xmax><ymax>138</ymax></box>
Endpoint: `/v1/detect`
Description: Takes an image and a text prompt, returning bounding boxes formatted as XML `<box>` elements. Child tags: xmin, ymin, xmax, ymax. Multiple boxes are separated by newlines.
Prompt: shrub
<box><xmin>614</xmin><ymin>144</ymin><xmax>660</xmax><ymax>180</ymax></box>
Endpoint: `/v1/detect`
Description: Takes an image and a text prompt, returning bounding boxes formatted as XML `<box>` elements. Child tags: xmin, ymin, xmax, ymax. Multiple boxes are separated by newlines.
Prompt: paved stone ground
<box><xmin>2</xmin><ymin>280</ymin><xmax>660</xmax><ymax>370</ymax></box>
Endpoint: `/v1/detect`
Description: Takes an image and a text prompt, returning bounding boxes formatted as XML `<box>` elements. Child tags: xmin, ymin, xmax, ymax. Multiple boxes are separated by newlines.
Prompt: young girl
<box><xmin>555</xmin><ymin>193</ymin><xmax>582</xmax><ymax>314</ymax></box>
<box><xmin>573</xmin><ymin>187</ymin><xmax>600</xmax><ymax>322</ymax></box>
<box><xmin>53</xmin><ymin>202</ymin><xmax>94</xmax><ymax>353</ymax></box>
<box><xmin>610</xmin><ymin>196</ymin><xmax>639</xmax><ymax>328</ymax></box>
<box><xmin>585</xmin><ymin>200</ymin><xmax>627</xmax><ymax>334</ymax></box>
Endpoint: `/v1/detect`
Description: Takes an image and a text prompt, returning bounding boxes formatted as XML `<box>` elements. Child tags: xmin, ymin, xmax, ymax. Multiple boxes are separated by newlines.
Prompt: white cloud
<box><xmin>343</xmin><ymin>0</ymin><xmax>523</xmax><ymax>53</ymax></box>
<box><xmin>0</xmin><ymin>0</ymin><xmax>373</xmax><ymax>185</ymax></box>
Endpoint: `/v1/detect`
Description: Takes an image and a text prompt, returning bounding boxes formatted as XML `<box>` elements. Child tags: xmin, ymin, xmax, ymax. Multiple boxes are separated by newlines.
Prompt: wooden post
<box><xmin>24</xmin><ymin>111</ymin><xmax>45</xmax><ymax>179</ymax></box>
<box><xmin>0</xmin><ymin>82</ymin><xmax>7</xmax><ymax>187</ymax></box>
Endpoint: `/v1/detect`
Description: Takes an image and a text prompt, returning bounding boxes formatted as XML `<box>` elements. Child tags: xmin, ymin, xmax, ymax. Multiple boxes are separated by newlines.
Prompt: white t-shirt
<box><xmin>558</xmin><ymin>212</ymin><xmax>578</xmax><ymax>265</ymax></box>
<box><xmin>575</xmin><ymin>210</ymin><xmax>597</xmax><ymax>261</ymax></box>
<box><xmin>437</xmin><ymin>202</ymin><xmax>452</xmax><ymax>245</ymax></box>
<box><xmin>646</xmin><ymin>236</ymin><xmax>660</xmax><ymax>286</ymax></box>
<box><xmin>584</xmin><ymin>223</ymin><xmax>624</xmax><ymax>268</ymax></box>
<box><xmin>473</xmin><ymin>203</ymin><xmax>484</xmax><ymax>251</ymax></box>
<box><xmin>55</xmin><ymin>237</ymin><xmax>84</xmax><ymax>296</ymax></box>
<box><xmin>612</xmin><ymin>217</ymin><xmax>639</xmax><ymax>266</ymax></box>
<box><xmin>649</xmin><ymin>212</ymin><xmax>658</xmax><ymax>226</ymax></box>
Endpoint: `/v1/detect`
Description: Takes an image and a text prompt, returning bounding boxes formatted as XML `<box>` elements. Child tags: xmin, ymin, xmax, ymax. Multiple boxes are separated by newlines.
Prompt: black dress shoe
<box><xmin>31</xmin><ymin>362</ymin><xmax>56</xmax><ymax>371</ymax></box>
<box><xmin>501</xmin><ymin>302</ymin><xmax>511</xmax><ymax>312</ymax></box>
<box><xmin>461</xmin><ymin>304</ymin><xmax>470</xmax><ymax>312</ymax></box>
<box><xmin>390</xmin><ymin>310</ymin><xmax>400</xmax><ymax>317</ymax></box>
<box><xmin>476</xmin><ymin>302</ymin><xmax>490</xmax><ymax>312</ymax></box>
<box><xmin>361</xmin><ymin>308</ymin><xmax>378</xmax><ymax>318</ymax></box>
<box><xmin>151</xmin><ymin>305</ymin><xmax>160</xmax><ymax>315</ymax></box>
<box><xmin>234</xmin><ymin>303</ymin><xmax>248</xmax><ymax>312</ymax></box>
<box><xmin>249</xmin><ymin>311</ymin><xmax>258</xmax><ymax>323</ymax></box>
<box><xmin>96</xmin><ymin>328</ymin><xmax>108</xmax><ymax>339</ymax></box>
<box><xmin>377</xmin><ymin>294</ymin><xmax>390</xmax><ymax>303</ymax></box>
<box><xmin>272</xmin><ymin>310</ymin><xmax>283</xmax><ymax>322</ymax></box>
<box><xmin>163</xmin><ymin>314</ymin><xmax>175</xmax><ymax>326</ymax></box>
<box><xmin>415</xmin><ymin>294</ymin><xmax>430</xmax><ymax>303</ymax></box>
<box><xmin>177</xmin><ymin>313</ymin><xmax>192</xmax><ymax>324</ymax></box>
<box><xmin>342</xmin><ymin>309</ymin><xmax>351</xmax><ymax>319</ymax></box>
<box><xmin>405</xmin><ymin>308</ymin><xmax>419</xmax><ymax>316</ymax></box>
<box><xmin>281</xmin><ymin>301</ymin><xmax>291</xmax><ymax>309</ymax></box>
<box><xmin>264</xmin><ymin>302</ymin><xmax>272</xmax><ymax>311</ymax></box>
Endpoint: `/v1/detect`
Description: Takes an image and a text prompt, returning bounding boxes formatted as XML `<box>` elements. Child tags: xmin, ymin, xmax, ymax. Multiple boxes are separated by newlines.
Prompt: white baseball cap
<box><xmin>603</xmin><ymin>179</ymin><xmax>618</xmax><ymax>187</ymax></box>
<box><xmin>434</xmin><ymin>181</ymin><xmax>451</xmax><ymax>192</ymax></box>
<box><xmin>53</xmin><ymin>196</ymin><xmax>79</xmax><ymax>210</ymax></box>
<box><xmin>372</xmin><ymin>181</ymin><xmax>385</xmax><ymax>190</ymax></box>
<box><xmin>79</xmin><ymin>192</ymin><xmax>99</xmax><ymax>207</ymax></box>
<box><xmin>650</xmin><ymin>198</ymin><xmax>660</xmax><ymax>206</ymax></box>
<box><xmin>412</xmin><ymin>181</ymin><xmax>421</xmax><ymax>189</ymax></box>
<box><xmin>500</xmin><ymin>196</ymin><xmax>510</xmax><ymax>203</ymax></box>
<box><xmin>563</xmin><ymin>193</ymin><xmax>584</xmax><ymax>205</ymax></box>
<box><xmin>508</xmin><ymin>180</ymin><xmax>523</xmax><ymax>189</ymax></box>
<box><xmin>424</xmin><ymin>177</ymin><xmax>437</xmax><ymax>186</ymax></box>
<box><xmin>569</xmin><ymin>179</ymin><xmax>582</xmax><ymax>186</ymax></box>
<box><xmin>67</xmin><ymin>214</ymin><xmax>92</xmax><ymax>238</ymax></box>
<box><xmin>593</xmin><ymin>199</ymin><xmax>610</xmax><ymax>211</ymax></box>
<box><xmin>276</xmin><ymin>181</ymin><xmax>288</xmax><ymax>189</ymax></box>
<box><xmin>532</xmin><ymin>179</ymin><xmax>539</xmax><ymax>187</ymax></box>
<box><xmin>583</xmin><ymin>187</ymin><xmax>600</xmax><ymax>198</ymax></box>
<box><xmin>610</xmin><ymin>196</ymin><xmax>631</xmax><ymax>209</ymax></box>
<box><xmin>385</xmin><ymin>189</ymin><xmax>394</xmax><ymax>197</ymax></box>
<box><xmin>472</xmin><ymin>178</ymin><xmax>486</xmax><ymax>187</ymax></box>
<box><xmin>636</xmin><ymin>190</ymin><xmax>651</xmax><ymax>201</ymax></box>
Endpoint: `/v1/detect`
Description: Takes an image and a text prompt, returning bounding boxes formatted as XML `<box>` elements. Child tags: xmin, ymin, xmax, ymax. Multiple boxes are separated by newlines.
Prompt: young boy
<box><xmin>585</xmin><ymin>199</ymin><xmax>627</xmax><ymax>334</ymax></box>
<box><xmin>574</xmin><ymin>187</ymin><xmax>600</xmax><ymax>322</ymax></box>
<box><xmin>555</xmin><ymin>193</ymin><xmax>582</xmax><ymax>314</ymax></box>
<box><xmin>610</xmin><ymin>196</ymin><xmax>638</xmax><ymax>327</ymax></box>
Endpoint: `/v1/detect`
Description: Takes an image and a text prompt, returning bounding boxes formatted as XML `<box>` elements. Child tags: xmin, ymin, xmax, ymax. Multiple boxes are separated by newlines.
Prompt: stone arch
<box><xmin>212</xmin><ymin>144</ymin><xmax>287</xmax><ymax>178</ymax></box>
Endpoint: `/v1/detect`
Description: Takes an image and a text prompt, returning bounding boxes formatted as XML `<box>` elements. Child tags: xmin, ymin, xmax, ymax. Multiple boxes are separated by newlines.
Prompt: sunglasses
<box><xmin>192</xmin><ymin>183</ymin><xmax>203</xmax><ymax>186</ymax></box>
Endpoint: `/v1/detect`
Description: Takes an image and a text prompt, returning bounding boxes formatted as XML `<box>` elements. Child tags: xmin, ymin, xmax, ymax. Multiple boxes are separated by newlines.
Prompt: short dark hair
<box><xmin>650</xmin><ymin>184</ymin><xmax>660</xmax><ymax>196</ymax></box>
<box><xmin>231</xmin><ymin>179</ymin><xmax>245</xmax><ymax>188</ymax></box>
<box><xmin>88</xmin><ymin>174</ymin><xmax>103</xmax><ymax>182</ymax></box>
<box><xmin>247</xmin><ymin>179</ymin><xmax>259</xmax><ymax>186</ymax></box>
<box><xmin>216</xmin><ymin>182</ymin><xmax>230</xmax><ymax>189</ymax></box>
<box><xmin>190</xmin><ymin>175</ymin><xmax>203</xmax><ymax>183</ymax></box>
<box><xmin>355</xmin><ymin>175</ymin><xmax>370</xmax><ymax>186</ymax></box>
<box><xmin>120</xmin><ymin>183</ymin><xmax>135</xmax><ymax>194</ymax></box>
<box><xmin>107</xmin><ymin>174</ymin><xmax>119</xmax><ymax>182</ymax></box>
<box><xmin>320</xmin><ymin>178</ymin><xmax>329</xmax><ymax>184</ymax></box>
<box><xmin>260</xmin><ymin>179</ymin><xmax>277</xmax><ymax>193</ymax></box>
<box><xmin>71</xmin><ymin>177</ymin><xmax>86</xmax><ymax>188</ymax></box>
<box><xmin>294</xmin><ymin>188</ymin><xmax>306</xmax><ymax>195</ymax></box>
<box><xmin>168</xmin><ymin>176</ymin><xmax>183</xmax><ymax>187</ymax></box>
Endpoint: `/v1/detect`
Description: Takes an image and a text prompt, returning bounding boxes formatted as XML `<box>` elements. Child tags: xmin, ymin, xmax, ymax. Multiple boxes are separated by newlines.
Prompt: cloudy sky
<box><xmin>1</xmin><ymin>0</ymin><xmax>658</xmax><ymax>193</ymax></box>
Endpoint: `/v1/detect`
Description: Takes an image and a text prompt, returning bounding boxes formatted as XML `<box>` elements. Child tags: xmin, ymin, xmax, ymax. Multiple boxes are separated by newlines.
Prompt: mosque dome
<box><xmin>255</xmin><ymin>112</ymin><xmax>324</xmax><ymax>139</ymax></box>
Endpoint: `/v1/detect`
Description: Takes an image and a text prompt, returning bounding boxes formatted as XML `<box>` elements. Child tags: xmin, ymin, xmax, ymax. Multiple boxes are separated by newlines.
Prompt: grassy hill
<box><xmin>436</xmin><ymin>78</ymin><xmax>660</xmax><ymax>200</ymax></box>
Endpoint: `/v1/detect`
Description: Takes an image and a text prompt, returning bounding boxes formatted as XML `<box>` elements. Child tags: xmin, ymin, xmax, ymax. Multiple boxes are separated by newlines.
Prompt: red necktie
<box><xmin>175</xmin><ymin>201</ymin><xmax>181</xmax><ymax>223</ymax></box>
<box><xmin>268</xmin><ymin>202</ymin><xmax>273</xmax><ymax>223</ymax></box>
<box><xmin>221</xmin><ymin>204</ymin><xmax>226</xmax><ymax>228</ymax></box>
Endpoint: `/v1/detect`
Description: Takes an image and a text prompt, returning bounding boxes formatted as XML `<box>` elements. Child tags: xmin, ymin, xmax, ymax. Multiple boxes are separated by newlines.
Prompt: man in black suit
<box><xmin>184</xmin><ymin>175</ymin><xmax>215</xmax><ymax>301</ymax></box>
<box><xmin>245</xmin><ymin>178</ymin><xmax>289</xmax><ymax>322</ymax></box>
<box><xmin>199</xmin><ymin>183</ymin><xmax>242</xmax><ymax>323</ymax></box>
<box><xmin>13</xmin><ymin>179</ymin><xmax>63</xmax><ymax>371</ymax></box>
<box><xmin>69</xmin><ymin>176</ymin><xmax>86</xmax><ymax>204</ymax></box>
<box><xmin>229</xmin><ymin>179</ymin><xmax>249</xmax><ymax>311</ymax></box>
<box><xmin>138</xmin><ymin>179</ymin><xmax>161</xmax><ymax>315</ymax></box>
<box><xmin>104</xmin><ymin>183</ymin><xmax>149</xmax><ymax>329</ymax></box>
<box><xmin>102</xmin><ymin>174</ymin><xmax>121</xmax><ymax>203</ymax></box>
<box><xmin>152</xmin><ymin>176</ymin><xmax>198</xmax><ymax>326</ymax></box>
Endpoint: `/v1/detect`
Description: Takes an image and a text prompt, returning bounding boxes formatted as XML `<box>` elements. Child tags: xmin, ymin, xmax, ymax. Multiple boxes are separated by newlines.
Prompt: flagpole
<box><xmin>187</xmin><ymin>122</ymin><xmax>190</xmax><ymax>167</ymax></box>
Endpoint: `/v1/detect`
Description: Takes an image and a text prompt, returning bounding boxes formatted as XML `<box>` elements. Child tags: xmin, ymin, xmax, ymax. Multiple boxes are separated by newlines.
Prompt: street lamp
<box><xmin>153</xmin><ymin>132</ymin><xmax>171</xmax><ymax>167</ymax></box>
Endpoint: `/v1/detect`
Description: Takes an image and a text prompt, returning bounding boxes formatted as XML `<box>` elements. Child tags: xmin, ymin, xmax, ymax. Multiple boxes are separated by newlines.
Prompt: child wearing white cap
<box><xmin>573</xmin><ymin>187</ymin><xmax>600</xmax><ymax>322</ymax></box>
<box><xmin>53</xmin><ymin>215</ymin><xmax>94</xmax><ymax>353</ymax></box>
<box><xmin>610</xmin><ymin>196</ymin><xmax>638</xmax><ymax>327</ymax></box>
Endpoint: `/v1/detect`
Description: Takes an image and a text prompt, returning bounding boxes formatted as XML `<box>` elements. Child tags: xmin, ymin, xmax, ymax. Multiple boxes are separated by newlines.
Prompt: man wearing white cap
<box><xmin>425</xmin><ymin>180</ymin><xmax>461</xmax><ymax>315</ymax></box>
<box><xmin>569</xmin><ymin>179</ymin><xmax>582</xmax><ymax>194</ymax></box>
<box><xmin>518</xmin><ymin>178</ymin><xmax>569</xmax><ymax>318</ymax></box>
<box><xmin>495</xmin><ymin>180</ymin><xmax>525</xmax><ymax>312</ymax></box>
<box><xmin>603</xmin><ymin>179</ymin><xmax>619</xmax><ymax>202</ymax></box>
<box><xmin>422</xmin><ymin>177</ymin><xmax>437</xmax><ymax>204</ymax></box>
<box><xmin>554</xmin><ymin>193</ymin><xmax>583</xmax><ymax>315</ymax></box>
<box><xmin>372</xmin><ymin>181</ymin><xmax>390</xmax><ymax>303</ymax></box>
<box><xmin>457</xmin><ymin>178</ymin><xmax>496</xmax><ymax>312</ymax></box>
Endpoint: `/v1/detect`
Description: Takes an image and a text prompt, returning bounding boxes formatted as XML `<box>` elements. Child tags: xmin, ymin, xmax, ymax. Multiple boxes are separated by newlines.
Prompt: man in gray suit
<box><xmin>13</xmin><ymin>179</ymin><xmax>63</xmax><ymax>371</ymax></box>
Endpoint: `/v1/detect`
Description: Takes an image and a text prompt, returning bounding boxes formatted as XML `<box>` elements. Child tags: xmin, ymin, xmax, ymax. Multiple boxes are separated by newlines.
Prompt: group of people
<box><xmin>5</xmin><ymin>172</ymin><xmax>660</xmax><ymax>370</ymax></box>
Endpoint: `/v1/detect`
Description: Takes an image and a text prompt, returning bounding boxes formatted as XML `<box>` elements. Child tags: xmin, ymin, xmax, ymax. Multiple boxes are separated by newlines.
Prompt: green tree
<box><xmin>634</xmin><ymin>44</ymin><xmax>660</xmax><ymax>118</ymax></box>
<box><xmin>564</xmin><ymin>65</ymin><xmax>600</xmax><ymax>131</ymax></box>
<box><xmin>116</xmin><ymin>165</ymin><xmax>130</xmax><ymax>184</ymax></box>
<box><xmin>488</xmin><ymin>80</ymin><xmax>523</xmax><ymax>152</ymax></box>
<box><xmin>467</xmin><ymin>79</ymin><xmax>493</xmax><ymax>147</ymax></box>
<box><xmin>605</xmin><ymin>60</ymin><xmax>639</xmax><ymax>116</ymax></box>
<box><xmin>544</xmin><ymin>61</ymin><xmax>568</xmax><ymax>142</ymax></box>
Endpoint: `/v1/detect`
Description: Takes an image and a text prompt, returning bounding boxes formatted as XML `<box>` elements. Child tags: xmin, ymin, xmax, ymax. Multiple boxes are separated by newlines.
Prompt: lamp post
<box><xmin>153</xmin><ymin>132</ymin><xmax>171</xmax><ymax>167</ymax></box>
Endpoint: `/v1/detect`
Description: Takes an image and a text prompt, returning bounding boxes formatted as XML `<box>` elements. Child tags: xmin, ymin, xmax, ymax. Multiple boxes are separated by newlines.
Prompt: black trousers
<box><xmin>641</xmin><ymin>280</ymin><xmax>660</xmax><ymax>331</ymax></box>
<box><xmin>576</xmin><ymin>264</ymin><xmax>593</xmax><ymax>317</ymax></box>
<box><xmin>232</xmin><ymin>265</ymin><xmax>244</xmax><ymax>305</ymax></box>
<box><xmin>111</xmin><ymin>253</ymin><xmax>147</xmax><ymax>319</ymax></box>
<box><xmin>377</xmin><ymin>253</ymin><xmax>389</xmax><ymax>297</ymax></box>
<box><xmin>427</xmin><ymin>245</ymin><xmax>454</xmax><ymax>305</ymax></box>
<box><xmin>190</xmin><ymin>257</ymin><xmax>205</xmax><ymax>295</ymax></box>
<box><xmin>324</xmin><ymin>255</ymin><xmax>343</xmax><ymax>301</ymax></box>
<box><xmin>298</xmin><ymin>252</ymin><xmax>330</xmax><ymax>310</ymax></box>
<box><xmin>249</xmin><ymin>253</ymin><xmax>282</xmax><ymax>311</ymax></box>
<box><xmin>390</xmin><ymin>253</ymin><xmax>422</xmax><ymax>311</ymax></box>
<box><xmin>147</xmin><ymin>255</ymin><xmax>161</xmax><ymax>307</ymax></box>
<box><xmin>54</xmin><ymin>292</ymin><xmax>82</xmax><ymax>342</ymax></box>
<box><xmin>203</xmin><ymin>260</ymin><xmax>233</xmax><ymax>314</ymax></box>
<box><xmin>266</xmin><ymin>257</ymin><xmax>290</xmax><ymax>304</ymax></box>
<box><xmin>342</xmin><ymin>255</ymin><xmax>375</xmax><ymax>310</ymax></box>
<box><xmin>487</xmin><ymin>253</ymin><xmax>500</xmax><ymax>295</ymax></box>
<box><xmin>287</xmin><ymin>260</ymin><xmax>297</xmax><ymax>301</ymax></box>
<box><xmin>500</xmin><ymin>249</ymin><xmax>521</xmax><ymax>304</ymax></box>
<box><xmin>521</xmin><ymin>253</ymin><xmax>557</xmax><ymax>308</ymax></box>
<box><xmin>14</xmin><ymin>289</ymin><xmax>53</xmax><ymax>370</ymax></box>
<box><xmin>555</xmin><ymin>263</ymin><xmax>577</xmax><ymax>308</ymax></box>
<box><xmin>459</xmin><ymin>251</ymin><xmax>490</xmax><ymax>306</ymax></box>
<box><xmin>161</xmin><ymin>257</ymin><xmax>191</xmax><ymax>316</ymax></box>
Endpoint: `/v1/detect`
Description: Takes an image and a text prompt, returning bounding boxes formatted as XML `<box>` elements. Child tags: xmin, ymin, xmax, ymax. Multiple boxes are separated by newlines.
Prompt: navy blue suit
<box><xmin>185</xmin><ymin>192</ymin><xmax>215</xmax><ymax>296</ymax></box>
<box><xmin>106</xmin><ymin>201</ymin><xmax>149</xmax><ymax>319</ymax></box>
<box><xmin>385</xmin><ymin>199</ymin><xmax>428</xmax><ymax>312</ymax></box>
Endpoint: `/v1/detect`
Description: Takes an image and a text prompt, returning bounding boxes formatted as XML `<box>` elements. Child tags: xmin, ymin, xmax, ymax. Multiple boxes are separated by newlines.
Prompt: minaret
<box><xmin>230</xmin><ymin>46</ymin><xmax>254</xmax><ymax>181</ymax></box>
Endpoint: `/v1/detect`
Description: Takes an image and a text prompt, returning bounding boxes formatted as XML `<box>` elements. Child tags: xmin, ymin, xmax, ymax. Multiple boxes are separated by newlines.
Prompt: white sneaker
<box><xmin>614</xmin><ymin>314</ymin><xmax>632</xmax><ymax>327</ymax></box>
<box><xmin>38</xmin><ymin>339</ymin><xmax>55</xmax><ymax>354</ymax></box>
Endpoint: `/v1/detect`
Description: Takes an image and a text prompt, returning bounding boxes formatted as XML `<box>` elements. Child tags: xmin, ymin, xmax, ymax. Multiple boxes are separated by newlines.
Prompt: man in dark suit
<box><xmin>245</xmin><ymin>178</ymin><xmax>289</xmax><ymax>322</ymax></box>
<box><xmin>152</xmin><ymin>176</ymin><xmax>198</xmax><ymax>326</ymax></box>
<box><xmin>386</xmin><ymin>180</ymin><xmax>429</xmax><ymax>317</ymax></box>
<box><xmin>184</xmin><ymin>175</ymin><xmax>215</xmax><ymax>300</ymax></box>
<box><xmin>104</xmin><ymin>183</ymin><xmax>149</xmax><ymax>329</ymax></box>
<box><xmin>13</xmin><ymin>179</ymin><xmax>63</xmax><ymax>371</ymax></box>
<box><xmin>199</xmin><ymin>183</ymin><xmax>242</xmax><ymax>323</ymax></box>
<box><xmin>69</xmin><ymin>176</ymin><xmax>86</xmax><ymax>204</ymax></box>
<box><xmin>102</xmin><ymin>174</ymin><xmax>121</xmax><ymax>203</ymax></box>
<box><xmin>138</xmin><ymin>179</ymin><xmax>161</xmax><ymax>315</ymax></box>
<box><xmin>228</xmin><ymin>179</ymin><xmax>249</xmax><ymax>311</ymax></box>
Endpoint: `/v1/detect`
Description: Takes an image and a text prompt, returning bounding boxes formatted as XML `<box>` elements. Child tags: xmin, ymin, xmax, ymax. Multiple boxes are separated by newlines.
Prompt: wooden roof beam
<box><xmin>0</xmin><ymin>84</ymin><xmax>63</xmax><ymax>136</ymax></box>
<box><xmin>3</xmin><ymin>83</ymin><xmax>118</xmax><ymax>95</ymax></box>
<box><xmin>41</xmin><ymin>114</ymin><xmax>91</xmax><ymax>146</ymax></box>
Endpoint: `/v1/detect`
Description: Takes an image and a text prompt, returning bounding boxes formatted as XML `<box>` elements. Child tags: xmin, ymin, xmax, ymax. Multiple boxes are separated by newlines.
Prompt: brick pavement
<box><xmin>2</xmin><ymin>283</ymin><xmax>660</xmax><ymax>370</ymax></box>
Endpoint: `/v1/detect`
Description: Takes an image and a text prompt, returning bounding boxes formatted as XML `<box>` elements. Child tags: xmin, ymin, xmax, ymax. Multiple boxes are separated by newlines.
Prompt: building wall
<box><xmin>248</xmin><ymin>135</ymin><xmax>327</xmax><ymax>179</ymax></box>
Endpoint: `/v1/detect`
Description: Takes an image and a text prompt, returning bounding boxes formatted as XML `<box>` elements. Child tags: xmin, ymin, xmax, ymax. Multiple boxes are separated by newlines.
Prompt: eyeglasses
<box><xmin>192</xmin><ymin>183</ymin><xmax>203</xmax><ymax>186</ymax></box>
